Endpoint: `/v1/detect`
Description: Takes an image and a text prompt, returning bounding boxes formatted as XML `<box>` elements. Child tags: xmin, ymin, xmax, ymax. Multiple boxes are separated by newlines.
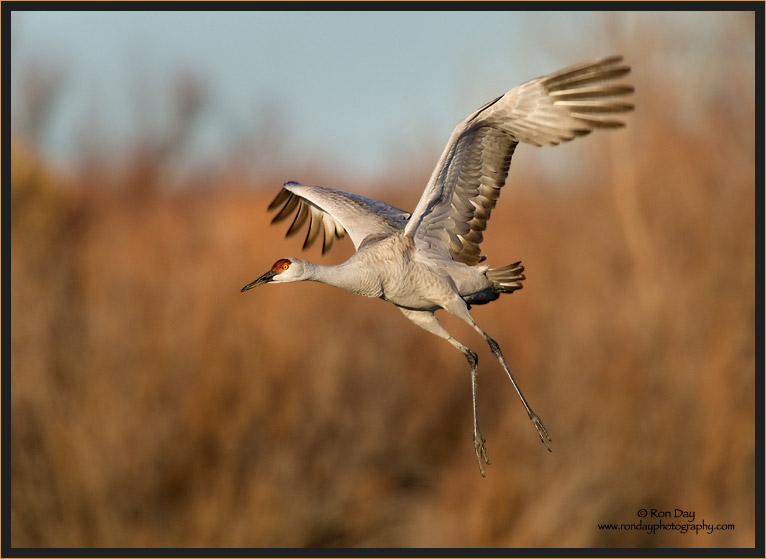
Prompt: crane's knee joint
<box><xmin>464</xmin><ymin>349</ymin><xmax>478</xmax><ymax>368</ymax></box>
<box><xmin>486</xmin><ymin>337</ymin><xmax>500</xmax><ymax>355</ymax></box>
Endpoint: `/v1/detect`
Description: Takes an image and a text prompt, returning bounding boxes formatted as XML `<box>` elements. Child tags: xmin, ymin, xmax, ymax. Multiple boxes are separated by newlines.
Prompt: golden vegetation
<box><xmin>10</xmin><ymin>21</ymin><xmax>755</xmax><ymax>548</ymax></box>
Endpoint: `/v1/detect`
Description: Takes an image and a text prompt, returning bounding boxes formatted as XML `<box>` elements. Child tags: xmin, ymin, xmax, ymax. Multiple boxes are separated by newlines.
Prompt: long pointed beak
<box><xmin>241</xmin><ymin>269</ymin><xmax>277</xmax><ymax>292</ymax></box>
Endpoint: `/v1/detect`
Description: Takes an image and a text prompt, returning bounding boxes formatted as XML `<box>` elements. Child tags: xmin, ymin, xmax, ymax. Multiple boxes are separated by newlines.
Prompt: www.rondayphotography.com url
<box><xmin>597</xmin><ymin>508</ymin><xmax>736</xmax><ymax>536</ymax></box>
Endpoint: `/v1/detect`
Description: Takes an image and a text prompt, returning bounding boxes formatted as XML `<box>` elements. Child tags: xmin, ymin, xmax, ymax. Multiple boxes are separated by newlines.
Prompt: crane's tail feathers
<box><xmin>487</xmin><ymin>261</ymin><xmax>525</xmax><ymax>293</ymax></box>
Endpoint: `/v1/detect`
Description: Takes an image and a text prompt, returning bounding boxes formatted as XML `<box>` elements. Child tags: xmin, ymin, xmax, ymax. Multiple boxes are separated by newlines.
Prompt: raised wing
<box><xmin>268</xmin><ymin>181</ymin><xmax>411</xmax><ymax>254</ymax></box>
<box><xmin>404</xmin><ymin>55</ymin><xmax>634</xmax><ymax>265</ymax></box>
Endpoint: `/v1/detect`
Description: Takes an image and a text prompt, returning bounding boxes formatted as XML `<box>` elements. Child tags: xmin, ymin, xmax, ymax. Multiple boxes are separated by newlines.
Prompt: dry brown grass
<box><xmin>9</xmin><ymin>28</ymin><xmax>756</xmax><ymax>548</ymax></box>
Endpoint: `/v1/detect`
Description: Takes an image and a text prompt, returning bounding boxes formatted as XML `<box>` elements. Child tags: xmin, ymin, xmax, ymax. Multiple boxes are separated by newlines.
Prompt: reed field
<box><xmin>9</xmin><ymin>17</ymin><xmax>756</xmax><ymax>549</ymax></box>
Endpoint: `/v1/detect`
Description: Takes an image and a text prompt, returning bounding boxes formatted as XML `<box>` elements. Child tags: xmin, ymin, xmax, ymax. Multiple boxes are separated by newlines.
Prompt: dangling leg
<box><xmin>445</xmin><ymin>300</ymin><xmax>552</xmax><ymax>451</ymax></box>
<box><xmin>398</xmin><ymin>307</ymin><xmax>491</xmax><ymax>476</ymax></box>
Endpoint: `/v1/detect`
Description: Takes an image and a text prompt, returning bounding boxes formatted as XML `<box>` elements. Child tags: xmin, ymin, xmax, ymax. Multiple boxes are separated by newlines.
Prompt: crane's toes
<box><xmin>531</xmin><ymin>414</ymin><xmax>552</xmax><ymax>451</ymax></box>
<box><xmin>473</xmin><ymin>431</ymin><xmax>491</xmax><ymax>477</ymax></box>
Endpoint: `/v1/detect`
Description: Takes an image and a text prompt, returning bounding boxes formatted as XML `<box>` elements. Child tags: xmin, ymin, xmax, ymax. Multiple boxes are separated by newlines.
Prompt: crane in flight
<box><xmin>242</xmin><ymin>55</ymin><xmax>634</xmax><ymax>476</ymax></box>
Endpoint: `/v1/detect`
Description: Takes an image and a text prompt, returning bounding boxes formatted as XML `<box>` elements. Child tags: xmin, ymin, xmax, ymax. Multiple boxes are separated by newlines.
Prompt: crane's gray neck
<box><xmin>301</xmin><ymin>259</ymin><xmax>380</xmax><ymax>298</ymax></box>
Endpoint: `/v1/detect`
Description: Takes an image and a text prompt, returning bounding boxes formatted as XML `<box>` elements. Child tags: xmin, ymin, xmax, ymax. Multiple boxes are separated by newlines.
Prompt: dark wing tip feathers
<box><xmin>267</xmin><ymin>187</ymin><xmax>342</xmax><ymax>254</ymax></box>
<box><xmin>521</xmin><ymin>56</ymin><xmax>633</xmax><ymax>146</ymax></box>
<box><xmin>268</xmin><ymin>187</ymin><xmax>294</xmax><ymax>217</ymax></box>
<box><xmin>546</xmin><ymin>56</ymin><xmax>635</xmax><ymax>130</ymax></box>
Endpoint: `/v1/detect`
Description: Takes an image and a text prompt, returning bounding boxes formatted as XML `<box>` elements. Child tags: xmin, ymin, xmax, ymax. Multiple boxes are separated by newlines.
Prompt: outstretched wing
<box><xmin>268</xmin><ymin>181</ymin><xmax>411</xmax><ymax>254</ymax></box>
<box><xmin>404</xmin><ymin>55</ymin><xmax>634</xmax><ymax>265</ymax></box>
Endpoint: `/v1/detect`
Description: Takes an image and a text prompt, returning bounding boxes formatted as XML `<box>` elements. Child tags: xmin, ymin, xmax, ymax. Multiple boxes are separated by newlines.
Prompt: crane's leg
<box><xmin>445</xmin><ymin>301</ymin><xmax>552</xmax><ymax>452</ymax></box>
<box><xmin>398</xmin><ymin>307</ymin><xmax>491</xmax><ymax>476</ymax></box>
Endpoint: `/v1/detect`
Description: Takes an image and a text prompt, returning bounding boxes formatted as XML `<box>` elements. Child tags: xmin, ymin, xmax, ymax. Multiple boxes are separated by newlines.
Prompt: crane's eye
<box><xmin>273</xmin><ymin>259</ymin><xmax>291</xmax><ymax>272</ymax></box>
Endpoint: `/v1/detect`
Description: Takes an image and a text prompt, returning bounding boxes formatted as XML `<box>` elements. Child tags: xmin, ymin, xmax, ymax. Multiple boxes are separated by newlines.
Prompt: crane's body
<box><xmin>261</xmin><ymin>233</ymin><xmax>498</xmax><ymax>309</ymax></box>
<box><xmin>242</xmin><ymin>56</ymin><xmax>634</xmax><ymax>476</ymax></box>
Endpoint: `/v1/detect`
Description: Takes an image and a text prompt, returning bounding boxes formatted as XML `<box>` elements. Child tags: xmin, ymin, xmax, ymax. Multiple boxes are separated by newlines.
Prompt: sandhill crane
<box><xmin>242</xmin><ymin>55</ymin><xmax>634</xmax><ymax>476</ymax></box>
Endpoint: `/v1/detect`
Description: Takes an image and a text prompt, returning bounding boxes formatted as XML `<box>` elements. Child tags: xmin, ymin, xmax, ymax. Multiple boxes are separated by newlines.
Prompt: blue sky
<box><xmin>10</xmin><ymin>10</ymin><xmax>749</xmax><ymax>181</ymax></box>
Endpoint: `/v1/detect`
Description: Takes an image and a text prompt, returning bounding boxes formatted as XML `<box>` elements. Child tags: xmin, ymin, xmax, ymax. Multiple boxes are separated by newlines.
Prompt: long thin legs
<box><xmin>481</xmin><ymin>331</ymin><xmax>551</xmax><ymax>450</ymax></box>
<box><xmin>398</xmin><ymin>308</ymin><xmax>491</xmax><ymax>476</ymax></box>
<box><xmin>448</xmin><ymin>302</ymin><xmax>552</xmax><ymax>452</ymax></box>
<box><xmin>399</xmin><ymin>304</ymin><xmax>550</xmax><ymax>477</ymax></box>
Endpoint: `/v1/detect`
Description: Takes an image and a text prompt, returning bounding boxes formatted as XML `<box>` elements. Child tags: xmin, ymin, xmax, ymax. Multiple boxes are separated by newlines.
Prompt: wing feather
<box><xmin>303</xmin><ymin>207</ymin><xmax>324</xmax><ymax>250</ymax></box>
<box><xmin>405</xmin><ymin>55</ymin><xmax>634</xmax><ymax>265</ymax></box>
<box><xmin>286</xmin><ymin>200</ymin><xmax>310</xmax><ymax>237</ymax></box>
<box><xmin>268</xmin><ymin>181</ymin><xmax>410</xmax><ymax>254</ymax></box>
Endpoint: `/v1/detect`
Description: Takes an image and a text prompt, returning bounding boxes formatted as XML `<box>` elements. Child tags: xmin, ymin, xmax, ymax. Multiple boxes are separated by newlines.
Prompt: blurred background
<box><xmin>9</xmin><ymin>9</ymin><xmax>756</xmax><ymax>548</ymax></box>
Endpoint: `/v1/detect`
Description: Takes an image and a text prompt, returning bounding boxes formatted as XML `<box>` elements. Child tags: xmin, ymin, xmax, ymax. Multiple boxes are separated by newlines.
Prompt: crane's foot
<box><xmin>531</xmin><ymin>413</ymin><xmax>552</xmax><ymax>451</ymax></box>
<box><xmin>473</xmin><ymin>431</ymin><xmax>491</xmax><ymax>477</ymax></box>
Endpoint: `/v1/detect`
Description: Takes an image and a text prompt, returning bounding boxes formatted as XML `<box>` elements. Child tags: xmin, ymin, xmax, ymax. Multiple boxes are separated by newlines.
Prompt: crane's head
<box><xmin>241</xmin><ymin>258</ymin><xmax>307</xmax><ymax>292</ymax></box>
